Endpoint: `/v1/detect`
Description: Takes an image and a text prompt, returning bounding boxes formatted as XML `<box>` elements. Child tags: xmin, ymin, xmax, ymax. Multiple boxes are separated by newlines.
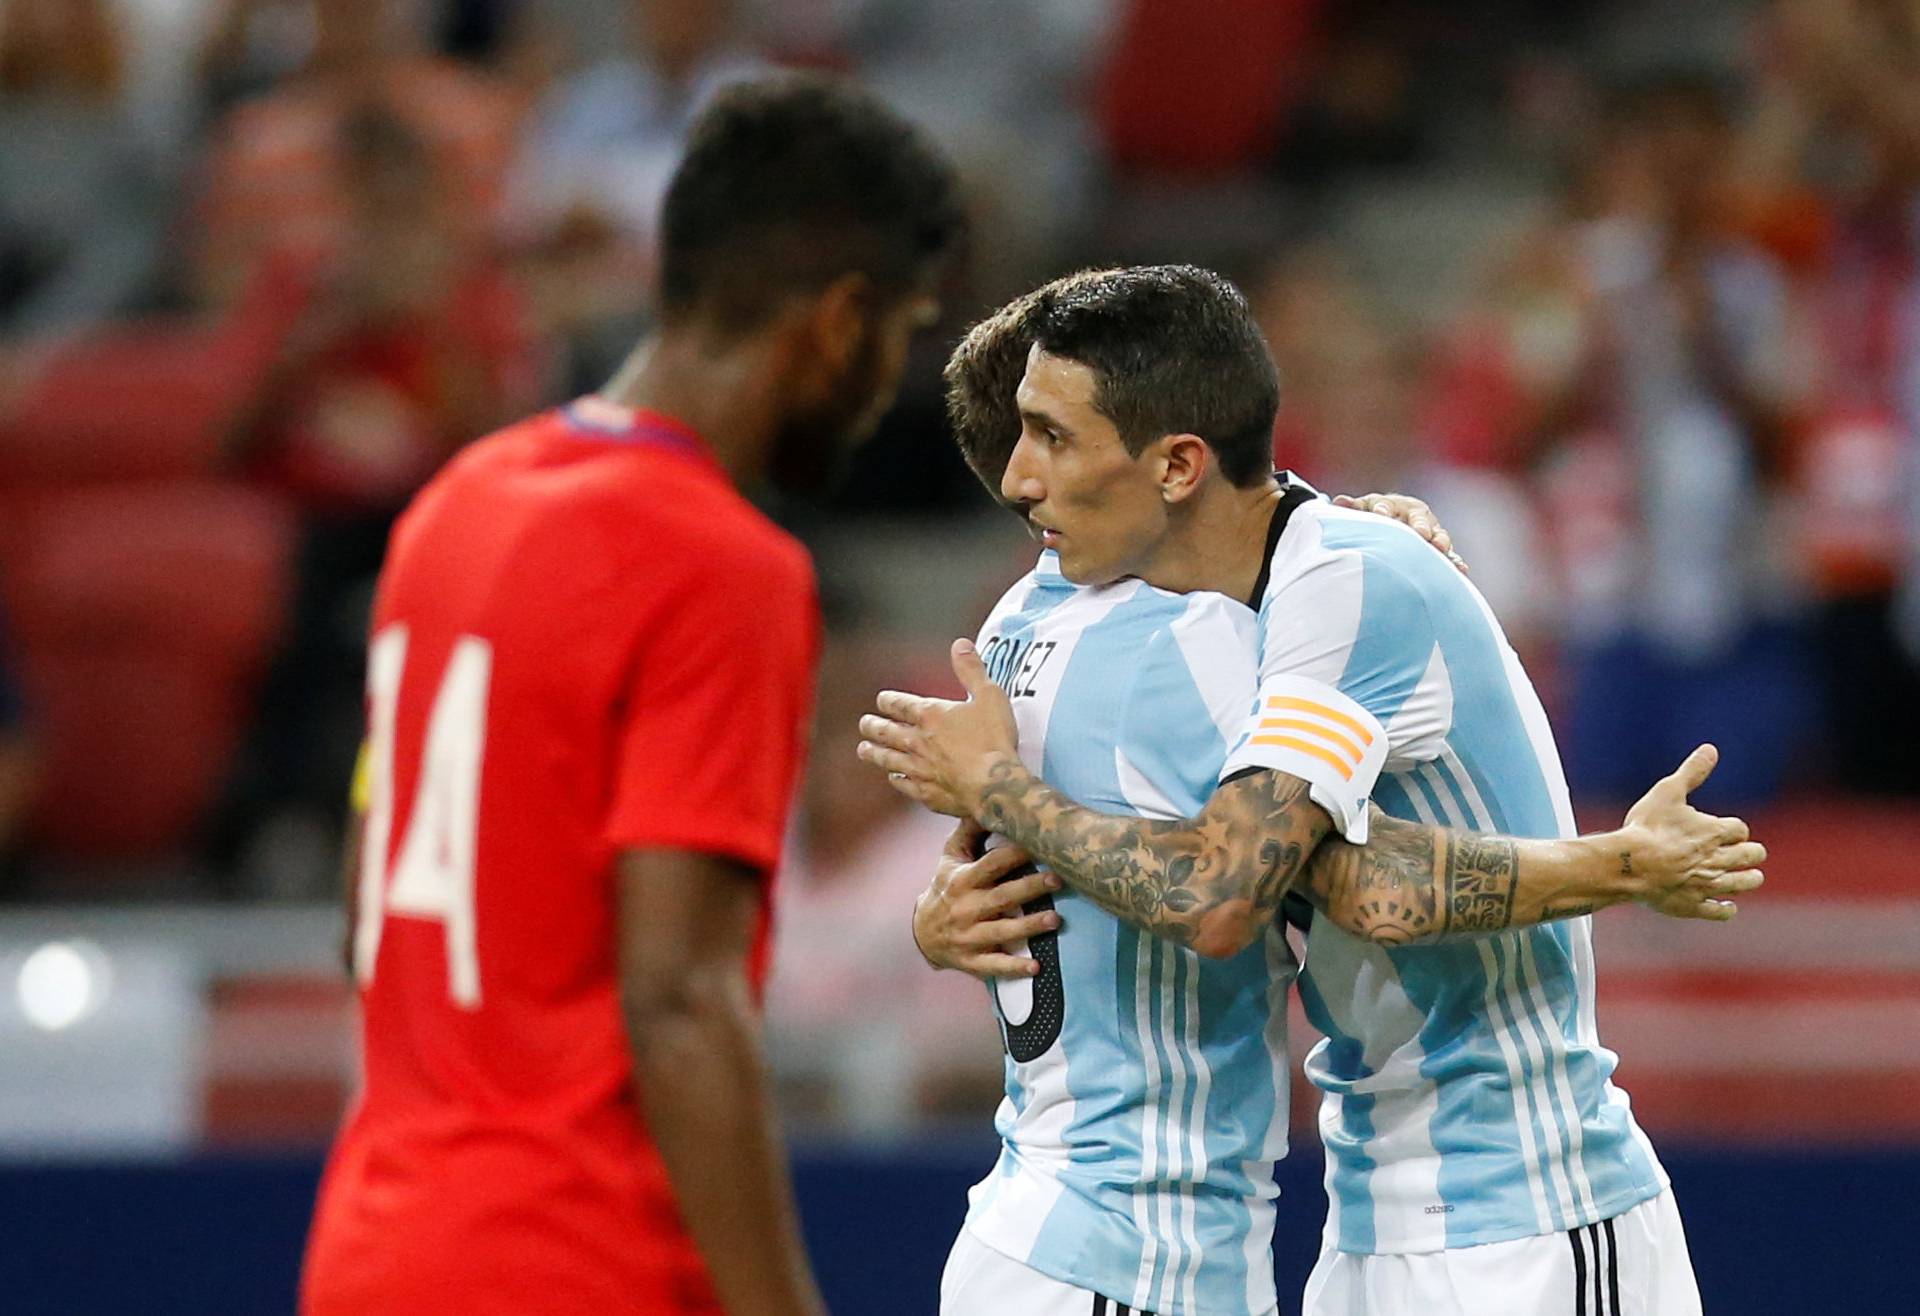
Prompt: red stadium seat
<box><xmin>2</xmin><ymin>483</ymin><xmax>295</xmax><ymax>860</ymax></box>
<box><xmin>0</xmin><ymin>322</ymin><xmax>262</xmax><ymax>485</ymax></box>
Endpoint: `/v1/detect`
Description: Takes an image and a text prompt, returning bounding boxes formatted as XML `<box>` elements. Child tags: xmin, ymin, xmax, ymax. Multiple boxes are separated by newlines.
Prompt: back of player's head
<box><xmin>1028</xmin><ymin>264</ymin><xmax>1279</xmax><ymax>488</ymax></box>
<box><xmin>659</xmin><ymin>75</ymin><xmax>967</xmax><ymax>334</ymax></box>
<box><xmin>944</xmin><ymin>269</ymin><xmax>1117</xmax><ymax>497</ymax></box>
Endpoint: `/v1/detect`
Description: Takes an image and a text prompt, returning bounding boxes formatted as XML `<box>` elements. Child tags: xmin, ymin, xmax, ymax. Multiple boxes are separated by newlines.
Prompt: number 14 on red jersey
<box><xmin>355</xmin><ymin>625</ymin><xmax>493</xmax><ymax>1008</ymax></box>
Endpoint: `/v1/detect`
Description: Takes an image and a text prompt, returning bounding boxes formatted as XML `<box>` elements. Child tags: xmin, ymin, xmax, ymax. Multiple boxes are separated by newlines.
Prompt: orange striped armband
<box><xmin>1247</xmin><ymin>695</ymin><xmax>1376</xmax><ymax>782</ymax></box>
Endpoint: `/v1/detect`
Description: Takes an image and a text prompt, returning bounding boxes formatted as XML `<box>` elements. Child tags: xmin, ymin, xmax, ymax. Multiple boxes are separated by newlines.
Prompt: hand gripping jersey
<box><xmin>1221</xmin><ymin>486</ymin><xmax>1667</xmax><ymax>1256</ymax></box>
<box><xmin>964</xmin><ymin>553</ymin><xmax>1295</xmax><ymax>1316</ymax></box>
<box><xmin>301</xmin><ymin>401</ymin><xmax>819</xmax><ymax>1316</ymax></box>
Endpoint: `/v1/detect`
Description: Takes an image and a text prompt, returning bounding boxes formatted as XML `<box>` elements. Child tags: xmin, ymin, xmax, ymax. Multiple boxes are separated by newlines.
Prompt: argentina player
<box><xmin>864</xmin><ymin>268</ymin><xmax>1763</xmax><ymax>1315</ymax></box>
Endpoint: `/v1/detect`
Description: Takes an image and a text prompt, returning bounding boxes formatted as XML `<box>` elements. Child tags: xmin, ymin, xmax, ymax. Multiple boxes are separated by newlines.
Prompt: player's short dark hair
<box><xmin>1028</xmin><ymin>265</ymin><xmax>1280</xmax><ymax>488</ymax></box>
<box><xmin>943</xmin><ymin>269</ymin><xmax>1116</xmax><ymax>497</ymax></box>
<box><xmin>659</xmin><ymin>75</ymin><xmax>967</xmax><ymax>333</ymax></box>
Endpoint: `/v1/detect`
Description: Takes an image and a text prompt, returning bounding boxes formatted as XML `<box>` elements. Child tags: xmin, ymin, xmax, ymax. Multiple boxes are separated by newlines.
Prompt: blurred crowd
<box><xmin>0</xmin><ymin>0</ymin><xmax>1917</xmax><ymax>952</ymax></box>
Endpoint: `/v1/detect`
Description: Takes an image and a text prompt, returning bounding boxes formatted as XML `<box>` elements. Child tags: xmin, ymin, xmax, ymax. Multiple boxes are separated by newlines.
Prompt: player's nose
<box><xmin>1000</xmin><ymin>436</ymin><xmax>1044</xmax><ymax>505</ymax></box>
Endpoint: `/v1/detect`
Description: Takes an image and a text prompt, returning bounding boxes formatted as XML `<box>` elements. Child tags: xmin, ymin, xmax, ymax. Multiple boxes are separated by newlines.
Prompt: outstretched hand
<box><xmin>1616</xmin><ymin>744</ymin><xmax>1767</xmax><ymax>920</ymax></box>
<box><xmin>858</xmin><ymin>639</ymin><xmax>1020</xmax><ymax>819</ymax></box>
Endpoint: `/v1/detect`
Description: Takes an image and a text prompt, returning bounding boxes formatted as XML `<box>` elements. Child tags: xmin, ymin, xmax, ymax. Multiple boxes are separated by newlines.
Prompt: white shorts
<box><xmin>1304</xmin><ymin>1188</ymin><xmax>1700</xmax><ymax>1316</ymax></box>
<box><xmin>942</xmin><ymin>1227</ymin><xmax>1266</xmax><ymax>1316</ymax></box>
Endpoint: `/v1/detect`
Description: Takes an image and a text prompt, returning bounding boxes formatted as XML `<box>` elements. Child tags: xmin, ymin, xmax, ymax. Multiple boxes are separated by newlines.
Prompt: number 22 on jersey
<box><xmin>354</xmin><ymin>625</ymin><xmax>493</xmax><ymax>1008</ymax></box>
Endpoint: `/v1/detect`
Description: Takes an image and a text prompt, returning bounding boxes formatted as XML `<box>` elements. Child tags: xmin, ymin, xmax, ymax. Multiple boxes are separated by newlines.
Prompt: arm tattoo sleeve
<box><xmin>1297</xmin><ymin>812</ymin><xmax>1442</xmax><ymax>946</ymax></box>
<box><xmin>979</xmin><ymin>759</ymin><xmax>1609</xmax><ymax>955</ymax></box>
<box><xmin>1443</xmin><ymin>833</ymin><xmax>1520</xmax><ymax>932</ymax></box>
<box><xmin>1301</xmin><ymin>809</ymin><xmax>1597</xmax><ymax>945</ymax></box>
<box><xmin>974</xmin><ymin>758</ymin><xmax>1329</xmax><ymax>953</ymax></box>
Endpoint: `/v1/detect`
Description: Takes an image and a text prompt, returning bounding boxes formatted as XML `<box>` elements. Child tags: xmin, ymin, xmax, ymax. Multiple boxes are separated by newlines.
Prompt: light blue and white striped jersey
<box><xmin>964</xmin><ymin>552</ymin><xmax>1296</xmax><ymax>1316</ymax></box>
<box><xmin>1222</xmin><ymin>493</ymin><xmax>1667</xmax><ymax>1255</ymax></box>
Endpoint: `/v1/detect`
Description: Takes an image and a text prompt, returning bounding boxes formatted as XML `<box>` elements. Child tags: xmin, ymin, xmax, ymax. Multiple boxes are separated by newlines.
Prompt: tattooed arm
<box><xmin>860</xmin><ymin>651</ymin><xmax>1766</xmax><ymax>958</ymax></box>
<box><xmin>967</xmin><ymin>759</ymin><xmax>1599</xmax><ymax>955</ymax></box>
<box><xmin>1296</xmin><ymin>811</ymin><xmax>1621</xmax><ymax>947</ymax></box>
<box><xmin>967</xmin><ymin>759</ymin><xmax>1326</xmax><ymax>957</ymax></box>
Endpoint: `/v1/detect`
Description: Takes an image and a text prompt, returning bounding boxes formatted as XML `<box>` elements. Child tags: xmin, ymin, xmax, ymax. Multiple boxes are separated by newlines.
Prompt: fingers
<box><xmin>1664</xmin><ymin>743</ymin><xmax>1720</xmax><ymax>797</ymax></box>
<box><xmin>1711</xmin><ymin>841</ymin><xmax>1767</xmax><ymax>872</ymax></box>
<box><xmin>1708</xmin><ymin>868</ymin><xmax>1764</xmax><ymax>896</ymax></box>
<box><xmin>980</xmin><ymin>845</ymin><xmax>1041</xmax><ymax>885</ymax></box>
<box><xmin>957</xmin><ymin>952</ymin><xmax>1042</xmax><ymax>980</ymax></box>
<box><xmin>856</xmin><ymin>739</ymin><xmax>925</xmax><ymax>779</ymax></box>
<box><xmin>858</xmin><ymin>713</ymin><xmax>920</xmax><ymax>755</ymax></box>
<box><xmin>949</xmin><ymin>843</ymin><xmax>1040</xmax><ymax>894</ymax></box>
<box><xmin>1687</xmin><ymin>899</ymin><xmax>1739</xmax><ymax>922</ymax></box>
<box><xmin>875</xmin><ymin>688</ymin><xmax>948</xmax><ymax>724</ymax></box>
<box><xmin>1346</xmin><ymin>491</ymin><xmax>1469</xmax><ymax>570</ymax></box>
<box><xmin>859</xmin><ymin>747</ymin><xmax>961</xmax><ymax>813</ymax></box>
<box><xmin>1717</xmin><ymin>815</ymin><xmax>1751</xmax><ymax>844</ymax></box>
<box><xmin>973</xmin><ymin>864</ymin><xmax>1057</xmax><ymax>908</ymax></box>
<box><xmin>968</xmin><ymin>909</ymin><xmax>1062</xmax><ymax>946</ymax></box>
<box><xmin>1394</xmin><ymin>499</ymin><xmax>1446</xmax><ymax>549</ymax></box>
<box><xmin>951</xmin><ymin>638</ymin><xmax>997</xmax><ymax>700</ymax></box>
<box><xmin>1347</xmin><ymin>492</ymin><xmax>1442</xmax><ymax>539</ymax></box>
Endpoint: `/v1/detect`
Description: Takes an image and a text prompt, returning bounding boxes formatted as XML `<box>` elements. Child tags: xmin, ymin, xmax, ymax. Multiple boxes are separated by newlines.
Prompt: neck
<box><xmin>1135</xmin><ymin>475</ymin><xmax>1284</xmax><ymax>602</ymax></box>
<box><xmin>598</xmin><ymin>325</ymin><xmax>786</xmax><ymax>486</ymax></box>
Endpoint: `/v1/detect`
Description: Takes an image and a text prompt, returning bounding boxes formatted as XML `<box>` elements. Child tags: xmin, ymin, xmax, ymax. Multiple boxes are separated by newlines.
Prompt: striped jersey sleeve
<box><xmin>1219</xmin><ymin>510</ymin><xmax>1453</xmax><ymax>844</ymax></box>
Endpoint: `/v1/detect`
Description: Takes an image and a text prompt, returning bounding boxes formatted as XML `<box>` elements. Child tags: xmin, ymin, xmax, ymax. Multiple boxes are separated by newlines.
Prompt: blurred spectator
<box><xmin>504</xmin><ymin>0</ymin><xmax>764</xmax><ymax>384</ymax></box>
<box><xmin>1555</xmin><ymin>73</ymin><xmax>1815</xmax><ymax>806</ymax></box>
<box><xmin>228</xmin><ymin>106</ymin><xmax>544</xmax><ymax>513</ymax></box>
<box><xmin>212</xmin><ymin>103</ymin><xmax>546</xmax><ymax>892</ymax></box>
<box><xmin>0</xmin><ymin>0</ymin><xmax>166</xmax><ymax>335</ymax></box>
<box><xmin>1420</xmin><ymin>222</ymin><xmax>1596</xmax><ymax>475</ymax></box>
<box><xmin>842</xmin><ymin>0</ymin><xmax>1106</xmax><ymax>298</ymax></box>
<box><xmin>1748</xmin><ymin>0</ymin><xmax>1920</xmax><ymax>792</ymax></box>
<box><xmin>510</xmin><ymin>0</ymin><xmax>762</xmax><ymax>248</ymax></box>
<box><xmin>1251</xmin><ymin>248</ymin><xmax>1555</xmax><ymax>651</ymax></box>
<box><xmin>191</xmin><ymin>0</ymin><xmax>520</xmax><ymax>309</ymax></box>
<box><xmin>1268</xmin><ymin>4</ymin><xmax>1425</xmax><ymax>189</ymax></box>
<box><xmin>196</xmin><ymin>0</ymin><xmax>319</xmax><ymax>118</ymax></box>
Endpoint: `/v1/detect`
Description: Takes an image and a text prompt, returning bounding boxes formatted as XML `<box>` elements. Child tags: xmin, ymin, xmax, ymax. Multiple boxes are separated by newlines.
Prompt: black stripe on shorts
<box><xmin>1569</xmin><ymin>1225</ymin><xmax>1589</xmax><ymax>1316</ymax></box>
<box><xmin>1604</xmin><ymin>1217</ymin><xmax>1623</xmax><ymax>1314</ymax></box>
<box><xmin>1590</xmin><ymin>1224</ymin><xmax>1607</xmax><ymax>1315</ymax></box>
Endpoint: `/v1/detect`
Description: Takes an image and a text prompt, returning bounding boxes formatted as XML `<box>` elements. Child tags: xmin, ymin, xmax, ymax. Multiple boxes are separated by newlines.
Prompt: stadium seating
<box><xmin>0</xmin><ymin>323</ymin><xmax>257</xmax><ymax>486</ymax></box>
<box><xmin>0</xmin><ymin>483</ymin><xmax>294</xmax><ymax>861</ymax></box>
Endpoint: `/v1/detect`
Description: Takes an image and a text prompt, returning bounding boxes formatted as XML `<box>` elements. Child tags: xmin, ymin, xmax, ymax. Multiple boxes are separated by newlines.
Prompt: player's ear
<box><xmin>1157</xmin><ymin>433</ymin><xmax>1210</xmax><ymax>504</ymax></box>
<box><xmin>803</xmin><ymin>273</ymin><xmax>872</xmax><ymax>377</ymax></box>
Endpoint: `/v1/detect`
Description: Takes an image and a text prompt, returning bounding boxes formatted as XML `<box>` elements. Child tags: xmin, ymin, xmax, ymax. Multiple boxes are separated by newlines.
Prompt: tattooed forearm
<box><xmin>1299</xmin><ymin>808</ymin><xmax>1619</xmax><ymax>946</ymax></box>
<box><xmin>1298</xmin><ymin>813</ymin><xmax>1441</xmax><ymax>946</ymax></box>
<box><xmin>1443</xmin><ymin>833</ymin><xmax>1520</xmax><ymax>932</ymax></box>
<box><xmin>974</xmin><ymin>757</ymin><xmax>1329</xmax><ymax>957</ymax></box>
<box><xmin>978</xmin><ymin>757</ymin><xmax>1626</xmax><ymax>957</ymax></box>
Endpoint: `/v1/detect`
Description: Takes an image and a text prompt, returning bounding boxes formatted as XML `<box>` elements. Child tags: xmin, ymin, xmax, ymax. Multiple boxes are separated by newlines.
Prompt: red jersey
<box><xmin>301</xmin><ymin>400</ymin><xmax>820</xmax><ymax>1315</ymax></box>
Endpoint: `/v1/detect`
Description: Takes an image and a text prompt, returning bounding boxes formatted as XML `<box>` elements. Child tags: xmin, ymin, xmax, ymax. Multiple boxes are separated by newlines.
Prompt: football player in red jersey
<box><xmin>300</xmin><ymin>76</ymin><xmax>965</xmax><ymax>1316</ymax></box>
